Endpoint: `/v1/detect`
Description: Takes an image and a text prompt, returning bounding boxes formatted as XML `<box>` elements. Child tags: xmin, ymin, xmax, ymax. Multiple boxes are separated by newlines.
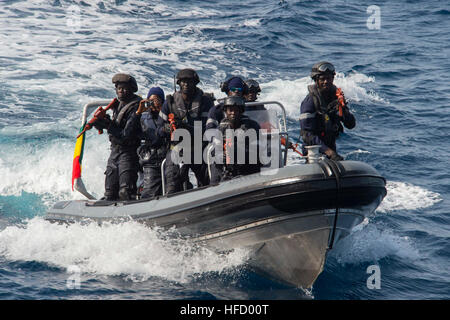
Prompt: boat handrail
<box><xmin>245</xmin><ymin>100</ymin><xmax>289</xmax><ymax>166</ymax></box>
<box><xmin>73</xmin><ymin>100</ymin><xmax>111</xmax><ymax>200</ymax></box>
<box><xmin>161</xmin><ymin>158</ymin><xmax>167</xmax><ymax>196</ymax></box>
<box><xmin>207</xmin><ymin>143</ymin><xmax>215</xmax><ymax>181</ymax></box>
<box><xmin>74</xmin><ymin>100</ymin><xmax>290</xmax><ymax>199</ymax></box>
<box><xmin>80</xmin><ymin>100</ymin><xmax>112</xmax><ymax>127</ymax></box>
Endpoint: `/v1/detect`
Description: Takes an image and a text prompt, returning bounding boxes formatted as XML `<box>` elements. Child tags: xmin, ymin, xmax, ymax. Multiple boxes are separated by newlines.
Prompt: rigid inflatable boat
<box><xmin>45</xmin><ymin>100</ymin><xmax>386</xmax><ymax>288</ymax></box>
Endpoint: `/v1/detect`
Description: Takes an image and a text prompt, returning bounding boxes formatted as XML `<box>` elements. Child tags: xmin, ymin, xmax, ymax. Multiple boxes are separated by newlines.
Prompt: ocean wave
<box><xmin>0</xmin><ymin>131</ymin><xmax>110</xmax><ymax>205</ymax></box>
<box><xmin>257</xmin><ymin>71</ymin><xmax>387</xmax><ymax>120</ymax></box>
<box><xmin>377</xmin><ymin>181</ymin><xmax>442</xmax><ymax>213</ymax></box>
<box><xmin>241</xmin><ymin>18</ymin><xmax>262</xmax><ymax>27</ymax></box>
<box><xmin>0</xmin><ymin>217</ymin><xmax>249</xmax><ymax>283</ymax></box>
<box><xmin>330</xmin><ymin>222</ymin><xmax>420</xmax><ymax>265</ymax></box>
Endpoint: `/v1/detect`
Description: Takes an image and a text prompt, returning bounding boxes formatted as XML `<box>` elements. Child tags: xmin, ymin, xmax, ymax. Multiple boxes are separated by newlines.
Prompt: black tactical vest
<box><xmin>307</xmin><ymin>84</ymin><xmax>343</xmax><ymax>137</ymax></box>
<box><xmin>112</xmin><ymin>95</ymin><xmax>141</xmax><ymax>127</ymax></box>
<box><xmin>109</xmin><ymin>95</ymin><xmax>142</xmax><ymax>148</ymax></box>
<box><xmin>166</xmin><ymin>89</ymin><xmax>212</xmax><ymax>130</ymax></box>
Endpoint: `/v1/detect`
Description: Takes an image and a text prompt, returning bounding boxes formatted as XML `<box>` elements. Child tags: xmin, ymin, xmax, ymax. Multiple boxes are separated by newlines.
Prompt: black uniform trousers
<box><xmin>104</xmin><ymin>144</ymin><xmax>139</xmax><ymax>201</ymax></box>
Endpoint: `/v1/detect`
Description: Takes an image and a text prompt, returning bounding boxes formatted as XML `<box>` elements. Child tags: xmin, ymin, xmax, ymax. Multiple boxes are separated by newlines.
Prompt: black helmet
<box><xmin>310</xmin><ymin>61</ymin><xmax>336</xmax><ymax>80</ymax></box>
<box><xmin>223</xmin><ymin>96</ymin><xmax>245</xmax><ymax>112</ymax></box>
<box><xmin>245</xmin><ymin>79</ymin><xmax>261</xmax><ymax>93</ymax></box>
<box><xmin>112</xmin><ymin>73</ymin><xmax>138</xmax><ymax>92</ymax></box>
<box><xmin>176</xmin><ymin>68</ymin><xmax>200</xmax><ymax>85</ymax></box>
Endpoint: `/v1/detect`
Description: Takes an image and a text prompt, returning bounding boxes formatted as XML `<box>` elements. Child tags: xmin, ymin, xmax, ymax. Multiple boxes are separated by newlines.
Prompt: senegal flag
<box><xmin>72</xmin><ymin>124</ymin><xmax>86</xmax><ymax>190</ymax></box>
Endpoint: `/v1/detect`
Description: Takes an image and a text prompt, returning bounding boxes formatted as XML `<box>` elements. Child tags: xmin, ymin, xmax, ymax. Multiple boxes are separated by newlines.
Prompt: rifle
<box><xmin>336</xmin><ymin>88</ymin><xmax>346</xmax><ymax>117</ymax></box>
<box><xmin>168</xmin><ymin>113</ymin><xmax>177</xmax><ymax>140</ymax></box>
<box><xmin>281</xmin><ymin>137</ymin><xmax>304</xmax><ymax>156</ymax></box>
<box><xmin>224</xmin><ymin>135</ymin><xmax>233</xmax><ymax>165</ymax></box>
<box><xmin>76</xmin><ymin>98</ymin><xmax>118</xmax><ymax>138</ymax></box>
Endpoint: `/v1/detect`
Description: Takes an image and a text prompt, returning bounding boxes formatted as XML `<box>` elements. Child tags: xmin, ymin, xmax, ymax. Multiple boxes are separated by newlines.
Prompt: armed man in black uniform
<box><xmin>157</xmin><ymin>68</ymin><xmax>214</xmax><ymax>194</ymax></box>
<box><xmin>210</xmin><ymin>96</ymin><xmax>262</xmax><ymax>184</ymax></box>
<box><xmin>299</xmin><ymin>62</ymin><xmax>356</xmax><ymax>160</ymax></box>
<box><xmin>93</xmin><ymin>73</ymin><xmax>142</xmax><ymax>201</ymax></box>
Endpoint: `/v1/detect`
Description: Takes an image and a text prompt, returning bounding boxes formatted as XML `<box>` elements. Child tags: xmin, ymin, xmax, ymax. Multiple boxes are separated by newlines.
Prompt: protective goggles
<box><xmin>317</xmin><ymin>63</ymin><xmax>335</xmax><ymax>73</ymax></box>
<box><xmin>229</xmin><ymin>87</ymin><xmax>243</xmax><ymax>92</ymax></box>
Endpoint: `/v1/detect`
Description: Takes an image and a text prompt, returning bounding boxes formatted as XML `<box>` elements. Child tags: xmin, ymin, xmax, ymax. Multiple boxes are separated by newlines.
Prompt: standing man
<box><xmin>157</xmin><ymin>68</ymin><xmax>214</xmax><ymax>194</ymax></box>
<box><xmin>93</xmin><ymin>73</ymin><xmax>143</xmax><ymax>201</ymax></box>
<box><xmin>299</xmin><ymin>62</ymin><xmax>356</xmax><ymax>160</ymax></box>
<box><xmin>137</xmin><ymin>86</ymin><xmax>167</xmax><ymax>199</ymax></box>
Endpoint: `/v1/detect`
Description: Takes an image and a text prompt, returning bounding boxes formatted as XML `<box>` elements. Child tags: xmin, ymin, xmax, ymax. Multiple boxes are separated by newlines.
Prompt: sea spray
<box><xmin>377</xmin><ymin>181</ymin><xmax>442</xmax><ymax>213</ymax></box>
<box><xmin>0</xmin><ymin>217</ymin><xmax>250</xmax><ymax>284</ymax></box>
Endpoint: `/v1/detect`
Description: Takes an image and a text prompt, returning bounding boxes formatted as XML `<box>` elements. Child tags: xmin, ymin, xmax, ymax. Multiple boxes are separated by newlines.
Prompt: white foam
<box><xmin>377</xmin><ymin>181</ymin><xmax>442</xmax><ymax>213</ymax></box>
<box><xmin>241</xmin><ymin>19</ymin><xmax>261</xmax><ymax>27</ymax></box>
<box><xmin>175</xmin><ymin>7</ymin><xmax>221</xmax><ymax>18</ymax></box>
<box><xmin>0</xmin><ymin>0</ymin><xmax>259</xmax><ymax>102</ymax></box>
<box><xmin>330</xmin><ymin>223</ymin><xmax>420</xmax><ymax>265</ymax></box>
<box><xmin>152</xmin><ymin>3</ymin><xmax>173</xmax><ymax>17</ymax></box>
<box><xmin>0</xmin><ymin>122</ymin><xmax>110</xmax><ymax>205</ymax></box>
<box><xmin>346</xmin><ymin>149</ymin><xmax>371</xmax><ymax>155</ymax></box>
<box><xmin>258</xmin><ymin>71</ymin><xmax>388</xmax><ymax>120</ymax></box>
<box><xmin>0</xmin><ymin>217</ymin><xmax>249</xmax><ymax>283</ymax></box>
<box><xmin>335</xmin><ymin>72</ymin><xmax>388</xmax><ymax>104</ymax></box>
<box><xmin>0</xmin><ymin>0</ymin><xmax>385</xmax><ymax>120</ymax></box>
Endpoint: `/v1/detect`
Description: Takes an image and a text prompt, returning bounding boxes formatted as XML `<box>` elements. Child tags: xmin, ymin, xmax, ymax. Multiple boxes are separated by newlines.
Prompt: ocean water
<box><xmin>0</xmin><ymin>0</ymin><xmax>449</xmax><ymax>300</ymax></box>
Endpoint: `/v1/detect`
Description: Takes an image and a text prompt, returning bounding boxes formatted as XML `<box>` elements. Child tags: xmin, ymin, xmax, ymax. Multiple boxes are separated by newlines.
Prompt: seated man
<box><xmin>210</xmin><ymin>96</ymin><xmax>262</xmax><ymax>183</ymax></box>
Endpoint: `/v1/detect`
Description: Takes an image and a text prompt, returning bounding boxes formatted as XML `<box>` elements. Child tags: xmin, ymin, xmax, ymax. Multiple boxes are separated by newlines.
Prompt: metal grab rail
<box><xmin>73</xmin><ymin>100</ymin><xmax>292</xmax><ymax>199</ymax></box>
<box><xmin>160</xmin><ymin>158</ymin><xmax>167</xmax><ymax>196</ymax></box>
<box><xmin>73</xmin><ymin>100</ymin><xmax>111</xmax><ymax>200</ymax></box>
<box><xmin>207</xmin><ymin>143</ymin><xmax>216</xmax><ymax>180</ymax></box>
<box><xmin>245</xmin><ymin>100</ymin><xmax>287</xmax><ymax>133</ymax></box>
<box><xmin>245</xmin><ymin>100</ymin><xmax>289</xmax><ymax>166</ymax></box>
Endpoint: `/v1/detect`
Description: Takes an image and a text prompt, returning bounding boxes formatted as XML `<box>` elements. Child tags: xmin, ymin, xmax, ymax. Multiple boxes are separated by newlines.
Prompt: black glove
<box><xmin>219</xmin><ymin>119</ymin><xmax>233</xmax><ymax>132</ymax></box>
<box><xmin>93</xmin><ymin>115</ymin><xmax>111</xmax><ymax>130</ymax></box>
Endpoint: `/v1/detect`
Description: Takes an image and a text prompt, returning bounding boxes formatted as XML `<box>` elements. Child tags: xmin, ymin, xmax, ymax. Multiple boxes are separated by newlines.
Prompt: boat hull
<box><xmin>45</xmin><ymin>160</ymin><xmax>386</xmax><ymax>288</ymax></box>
